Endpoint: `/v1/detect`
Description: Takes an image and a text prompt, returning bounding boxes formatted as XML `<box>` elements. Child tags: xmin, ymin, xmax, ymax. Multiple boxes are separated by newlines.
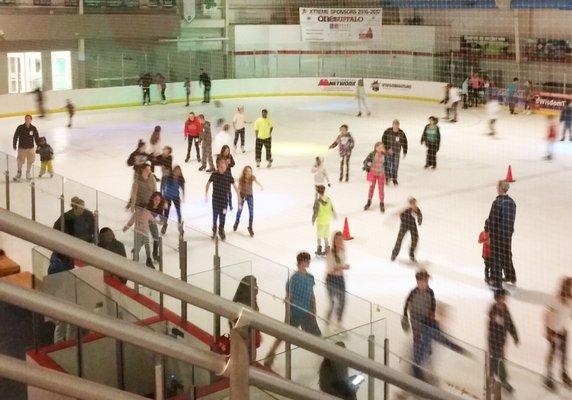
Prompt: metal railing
<box><xmin>0</xmin><ymin>208</ymin><xmax>463</xmax><ymax>400</ymax></box>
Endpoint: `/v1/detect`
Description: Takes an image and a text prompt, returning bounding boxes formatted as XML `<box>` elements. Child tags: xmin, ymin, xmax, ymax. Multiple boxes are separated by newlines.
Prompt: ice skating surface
<box><xmin>2</xmin><ymin>96</ymin><xmax>572</xmax><ymax>385</ymax></box>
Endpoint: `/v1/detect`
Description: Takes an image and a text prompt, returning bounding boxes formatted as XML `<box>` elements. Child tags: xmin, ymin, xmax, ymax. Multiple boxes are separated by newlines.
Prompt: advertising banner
<box><xmin>317</xmin><ymin>78</ymin><xmax>358</xmax><ymax>92</ymax></box>
<box><xmin>299</xmin><ymin>8</ymin><xmax>382</xmax><ymax>42</ymax></box>
<box><xmin>531</xmin><ymin>92</ymin><xmax>572</xmax><ymax>112</ymax></box>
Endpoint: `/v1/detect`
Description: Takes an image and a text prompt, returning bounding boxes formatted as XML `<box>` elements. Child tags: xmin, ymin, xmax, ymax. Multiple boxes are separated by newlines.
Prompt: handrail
<box><xmin>0</xmin><ymin>208</ymin><xmax>463</xmax><ymax>400</ymax></box>
<box><xmin>0</xmin><ymin>353</ymin><xmax>146</xmax><ymax>400</ymax></box>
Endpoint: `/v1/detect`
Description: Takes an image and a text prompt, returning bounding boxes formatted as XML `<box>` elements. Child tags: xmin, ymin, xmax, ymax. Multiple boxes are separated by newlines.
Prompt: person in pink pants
<box><xmin>362</xmin><ymin>141</ymin><xmax>386</xmax><ymax>213</ymax></box>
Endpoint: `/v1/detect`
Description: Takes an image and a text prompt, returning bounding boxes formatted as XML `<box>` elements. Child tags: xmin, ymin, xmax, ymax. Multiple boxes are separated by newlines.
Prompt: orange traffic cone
<box><xmin>342</xmin><ymin>217</ymin><xmax>354</xmax><ymax>241</ymax></box>
<box><xmin>505</xmin><ymin>165</ymin><xmax>515</xmax><ymax>183</ymax></box>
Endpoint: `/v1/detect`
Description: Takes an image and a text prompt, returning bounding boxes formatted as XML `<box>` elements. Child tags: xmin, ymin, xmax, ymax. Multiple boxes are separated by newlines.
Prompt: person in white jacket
<box><xmin>356</xmin><ymin>78</ymin><xmax>371</xmax><ymax>117</ymax></box>
<box><xmin>213</xmin><ymin>124</ymin><xmax>231</xmax><ymax>158</ymax></box>
<box><xmin>447</xmin><ymin>85</ymin><xmax>461</xmax><ymax>123</ymax></box>
<box><xmin>232</xmin><ymin>105</ymin><xmax>247</xmax><ymax>153</ymax></box>
<box><xmin>486</xmin><ymin>99</ymin><xmax>501</xmax><ymax>136</ymax></box>
<box><xmin>312</xmin><ymin>156</ymin><xmax>330</xmax><ymax>199</ymax></box>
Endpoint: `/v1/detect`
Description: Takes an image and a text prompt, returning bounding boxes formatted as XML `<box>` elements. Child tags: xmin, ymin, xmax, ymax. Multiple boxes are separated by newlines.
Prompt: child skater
<box><xmin>65</xmin><ymin>99</ymin><xmax>75</xmax><ymax>128</ymax></box>
<box><xmin>219</xmin><ymin>145</ymin><xmax>236</xmax><ymax>210</ymax></box>
<box><xmin>123</xmin><ymin>204</ymin><xmax>156</xmax><ymax>269</ymax></box>
<box><xmin>546</xmin><ymin>115</ymin><xmax>558</xmax><ymax>160</ymax></box>
<box><xmin>420</xmin><ymin>116</ymin><xmax>441</xmax><ymax>169</ymax></box>
<box><xmin>311</xmin><ymin>156</ymin><xmax>330</xmax><ymax>199</ymax></box>
<box><xmin>161</xmin><ymin>165</ymin><xmax>185</xmax><ymax>235</ymax></box>
<box><xmin>478</xmin><ymin>220</ymin><xmax>492</xmax><ymax>285</ymax></box>
<box><xmin>329</xmin><ymin>124</ymin><xmax>355</xmax><ymax>182</ymax></box>
<box><xmin>312</xmin><ymin>185</ymin><xmax>336</xmax><ymax>256</ymax></box>
<box><xmin>233</xmin><ymin>166</ymin><xmax>263</xmax><ymax>237</ymax></box>
<box><xmin>36</xmin><ymin>136</ymin><xmax>54</xmax><ymax>178</ymax></box>
<box><xmin>391</xmin><ymin>197</ymin><xmax>422</xmax><ymax>263</ymax></box>
<box><xmin>325</xmin><ymin>231</ymin><xmax>349</xmax><ymax>328</ymax></box>
<box><xmin>362</xmin><ymin>141</ymin><xmax>386</xmax><ymax>212</ymax></box>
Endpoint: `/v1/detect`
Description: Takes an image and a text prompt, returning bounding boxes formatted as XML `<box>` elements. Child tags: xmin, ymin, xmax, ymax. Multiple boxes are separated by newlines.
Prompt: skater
<box><xmin>264</xmin><ymin>251</ymin><xmax>321</xmax><ymax>368</ymax></box>
<box><xmin>523</xmin><ymin>80</ymin><xmax>533</xmax><ymax>115</ymax></box>
<box><xmin>233</xmin><ymin>166</ymin><xmax>263</xmax><ymax>237</ymax></box>
<box><xmin>401</xmin><ymin>269</ymin><xmax>436</xmax><ymax>381</ymax></box>
<box><xmin>546</xmin><ymin>115</ymin><xmax>558</xmax><ymax>161</ymax></box>
<box><xmin>155</xmin><ymin>146</ymin><xmax>173</xmax><ymax>180</ymax></box>
<box><xmin>129</xmin><ymin>163</ymin><xmax>157</xmax><ymax>210</ymax></box>
<box><xmin>254</xmin><ymin>109</ymin><xmax>274</xmax><ymax>168</ymax></box>
<box><xmin>362</xmin><ymin>141</ymin><xmax>386</xmax><ymax>212</ymax></box>
<box><xmin>232</xmin><ymin>105</ymin><xmax>247</xmax><ymax>153</ymax></box>
<box><xmin>447</xmin><ymin>84</ymin><xmax>461</xmax><ymax>122</ymax></box>
<box><xmin>391</xmin><ymin>197</ymin><xmax>422</xmax><ymax>262</ymax></box>
<box><xmin>161</xmin><ymin>165</ymin><xmax>185</xmax><ymax>235</ymax></box>
<box><xmin>147</xmin><ymin>192</ymin><xmax>165</xmax><ymax>263</ymax></box>
<box><xmin>381</xmin><ymin>119</ymin><xmax>408</xmax><ymax>185</ymax></box>
<box><xmin>312</xmin><ymin>185</ymin><xmax>336</xmax><ymax>256</ymax></box>
<box><xmin>461</xmin><ymin>77</ymin><xmax>469</xmax><ymax>109</ymax></box>
<box><xmin>123</xmin><ymin>204</ymin><xmax>156</xmax><ymax>269</ymax></box>
<box><xmin>488</xmin><ymin>289</ymin><xmax>519</xmax><ymax>393</ymax></box>
<box><xmin>543</xmin><ymin>277</ymin><xmax>572</xmax><ymax>390</ymax></box>
<box><xmin>311</xmin><ymin>156</ymin><xmax>330</xmax><ymax>199</ymax></box>
<box><xmin>469</xmin><ymin>72</ymin><xmax>480</xmax><ymax>107</ymax></box>
<box><xmin>485</xmin><ymin>98</ymin><xmax>501</xmax><ymax>136</ymax></box>
<box><xmin>319</xmin><ymin>341</ymin><xmax>358</xmax><ymax>400</ymax></box>
<box><xmin>560</xmin><ymin>101</ymin><xmax>572</xmax><ymax>141</ymax></box>
<box><xmin>219</xmin><ymin>145</ymin><xmax>235</xmax><ymax>210</ymax></box>
<box><xmin>126</xmin><ymin>139</ymin><xmax>150</xmax><ymax>172</ymax></box>
<box><xmin>478</xmin><ymin>221</ymin><xmax>492</xmax><ymax>285</ymax></box>
<box><xmin>36</xmin><ymin>136</ymin><xmax>54</xmax><ymax>178</ymax></box>
<box><xmin>33</xmin><ymin>87</ymin><xmax>46</xmax><ymax>117</ymax></box>
<box><xmin>98</xmin><ymin>227</ymin><xmax>127</xmax><ymax>284</ymax></box>
<box><xmin>205</xmin><ymin>157</ymin><xmax>240</xmax><ymax>241</ymax></box>
<box><xmin>12</xmin><ymin>114</ymin><xmax>40</xmax><ymax>182</ymax></box>
<box><xmin>184</xmin><ymin>112</ymin><xmax>202</xmax><ymax>163</ymax></box>
<box><xmin>155</xmin><ymin>73</ymin><xmax>167</xmax><ymax>104</ymax></box>
<box><xmin>138</xmin><ymin>73</ymin><xmax>152</xmax><ymax>105</ymax></box>
<box><xmin>355</xmin><ymin>78</ymin><xmax>370</xmax><ymax>117</ymax></box>
<box><xmin>199</xmin><ymin>69</ymin><xmax>211</xmax><ymax>103</ymax></box>
<box><xmin>440</xmin><ymin>84</ymin><xmax>450</xmax><ymax>119</ymax></box>
<box><xmin>198</xmin><ymin>114</ymin><xmax>215</xmax><ymax>172</ymax></box>
<box><xmin>65</xmin><ymin>99</ymin><xmax>75</xmax><ymax>128</ymax></box>
<box><xmin>420</xmin><ymin>116</ymin><xmax>441</xmax><ymax>169</ymax></box>
<box><xmin>184</xmin><ymin>77</ymin><xmax>191</xmax><ymax>107</ymax></box>
<box><xmin>329</xmin><ymin>124</ymin><xmax>354</xmax><ymax>182</ymax></box>
<box><xmin>507</xmin><ymin>77</ymin><xmax>519</xmax><ymax>115</ymax></box>
<box><xmin>214</xmin><ymin>124</ymin><xmax>232</xmax><ymax>157</ymax></box>
<box><xmin>53</xmin><ymin>196</ymin><xmax>96</xmax><ymax>243</ymax></box>
<box><xmin>487</xmin><ymin>180</ymin><xmax>516</xmax><ymax>286</ymax></box>
<box><xmin>148</xmin><ymin>126</ymin><xmax>162</xmax><ymax>175</ymax></box>
<box><xmin>325</xmin><ymin>231</ymin><xmax>349</xmax><ymax>328</ymax></box>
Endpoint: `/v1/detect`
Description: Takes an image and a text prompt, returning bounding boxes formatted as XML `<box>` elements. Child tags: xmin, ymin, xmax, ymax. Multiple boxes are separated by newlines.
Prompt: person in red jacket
<box><xmin>478</xmin><ymin>220</ymin><xmax>491</xmax><ymax>285</ymax></box>
<box><xmin>545</xmin><ymin>115</ymin><xmax>557</xmax><ymax>161</ymax></box>
<box><xmin>184</xmin><ymin>112</ymin><xmax>202</xmax><ymax>163</ymax></box>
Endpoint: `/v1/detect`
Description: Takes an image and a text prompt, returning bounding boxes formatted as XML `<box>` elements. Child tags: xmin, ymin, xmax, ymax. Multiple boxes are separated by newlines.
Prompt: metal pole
<box><xmin>285</xmin><ymin>293</ymin><xmax>291</xmax><ymax>380</ymax></box>
<box><xmin>76</xmin><ymin>326</ymin><xmax>84</xmax><ymax>378</ymax></box>
<box><xmin>213</xmin><ymin>236</ymin><xmax>221</xmax><ymax>340</ymax></box>
<box><xmin>31</xmin><ymin>312</ymin><xmax>39</xmax><ymax>353</ymax></box>
<box><xmin>384</xmin><ymin>338</ymin><xmax>389</xmax><ymax>400</ymax></box>
<box><xmin>121</xmin><ymin>53</ymin><xmax>125</xmax><ymax>86</ymax></box>
<box><xmin>230</xmin><ymin>328</ymin><xmax>250</xmax><ymax>400</ymax></box>
<box><xmin>96</xmin><ymin>54</ymin><xmax>100</xmax><ymax>88</ymax></box>
<box><xmin>179</xmin><ymin>239</ymin><xmax>187</xmax><ymax>323</ymax></box>
<box><xmin>368</xmin><ymin>334</ymin><xmax>375</xmax><ymax>400</ymax></box>
<box><xmin>155</xmin><ymin>355</ymin><xmax>165</xmax><ymax>400</ymax></box>
<box><xmin>133</xmin><ymin>229</ymin><xmax>139</xmax><ymax>294</ymax></box>
<box><xmin>5</xmin><ymin>170</ymin><xmax>10</xmax><ymax>210</ymax></box>
<box><xmin>93</xmin><ymin>210</ymin><xmax>99</xmax><ymax>246</ymax></box>
<box><xmin>167</xmin><ymin>52</ymin><xmax>171</xmax><ymax>82</ymax></box>
<box><xmin>249</xmin><ymin>274</ymin><xmax>256</xmax><ymax>363</ymax></box>
<box><xmin>159</xmin><ymin>236</ymin><xmax>164</xmax><ymax>316</ymax></box>
<box><xmin>59</xmin><ymin>195</ymin><xmax>65</xmax><ymax>232</ymax></box>
<box><xmin>116</xmin><ymin>340</ymin><xmax>125</xmax><ymax>390</ymax></box>
<box><xmin>30</xmin><ymin>181</ymin><xmax>36</xmax><ymax>221</ymax></box>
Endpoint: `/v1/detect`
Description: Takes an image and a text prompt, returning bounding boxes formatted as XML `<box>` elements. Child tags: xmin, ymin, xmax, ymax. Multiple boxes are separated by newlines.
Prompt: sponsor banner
<box><xmin>299</xmin><ymin>8</ymin><xmax>382</xmax><ymax>42</ymax></box>
<box><xmin>368</xmin><ymin>79</ymin><xmax>413</xmax><ymax>93</ymax></box>
<box><xmin>317</xmin><ymin>78</ymin><xmax>358</xmax><ymax>92</ymax></box>
<box><xmin>532</xmin><ymin>92</ymin><xmax>572</xmax><ymax>112</ymax></box>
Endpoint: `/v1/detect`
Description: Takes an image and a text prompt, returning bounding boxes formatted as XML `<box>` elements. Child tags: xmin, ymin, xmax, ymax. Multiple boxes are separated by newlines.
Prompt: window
<box><xmin>51</xmin><ymin>51</ymin><xmax>72</xmax><ymax>91</ymax></box>
<box><xmin>7</xmin><ymin>52</ymin><xmax>42</xmax><ymax>94</ymax></box>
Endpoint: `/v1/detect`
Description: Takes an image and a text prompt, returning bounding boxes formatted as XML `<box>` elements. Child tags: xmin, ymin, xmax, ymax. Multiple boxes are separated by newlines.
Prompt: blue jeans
<box><xmin>384</xmin><ymin>153</ymin><xmax>400</xmax><ymax>180</ymax></box>
<box><xmin>562</xmin><ymin>125</ymin><xmax>572</xmax><ymax>140</ymax></box>
<box><xmin>235</xmin><ymin>194</ymin><xmax>254</xmax><ymax>227</ymax></box>
<box><xmin>212</xmin><ymin>206</ymin><xmax>227</xmax><ymax>232</ymax></box>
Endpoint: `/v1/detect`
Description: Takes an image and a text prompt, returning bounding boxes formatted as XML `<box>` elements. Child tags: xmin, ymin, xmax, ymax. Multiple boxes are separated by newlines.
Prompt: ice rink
<box><xmin>1</xmin><ymin>94</ymin><xmax>572</xmax><ymax>395</ymax></box>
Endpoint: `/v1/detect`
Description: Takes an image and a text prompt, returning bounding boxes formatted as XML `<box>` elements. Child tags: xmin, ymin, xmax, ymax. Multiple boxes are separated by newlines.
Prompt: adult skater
<box><xmin>161</xmin><ymin>165</ymin><xmax>185</xmax><ymax>235</ymax></box>
<box><xmin>391</xmin><ymin>197</ymin><xmax>422</xmax><ymax>263</ymax></box>
<box><xmin>507</xmin><ymin>77</ymin><xmax>519</xmax><ymax>115</ymax></box>
<box><xmin>65</xmin><ymin>99</ymin><xmax>75</xmax><ymax>128</ymax></box>
<box><xmin>440</xmin><ymin>84</ymin><xmax>450</xmax><ymax>118</ymax></box>
<box><xmin>148</xmin><ymin>126</ymin><xmax>162</xmax><ymax>175</ymax></box>
<box><xmin>155</xmin><ymin>73</ymin><xmax>167</xmax><ymax>104</ymax></box>
<box><xmin>126</xmin><ymin>139</ymin><xmax>150</xmax><ymax>172</ymax></box>
<box><xmin>264</xmin><ymin>251</ymin><xmax>321</xmax><ymax>368</ymax></box>
<box><xmin>543</xmin><ymin>277</ymin><xmax>572</xmax><ymax>390</ymax></box>
<box><xmin>560</xmin><ymin>101</ymin><xmax>572</xmax><ymax>141</ymax></box>
<box><xmin>355</xmin><ymin>78</ymin><xmax>370</xmax><ymax>117</ymax></box>
<box><xmin>205</xmin><ymin>157</ymin><xmax>240</xmax><ymax>241</ymax></box>
<box><xmin>254</xmin><ymin>109</ymin><xmax>274</xmax><ymax>168</ymax></box>
<box><xmin>485</xmin><ymin>98</ymin><xmax>501</xmax><ymax>136</ymax></box>
<box><xmin>329</xmin><ymin>124</ymin><xmax>354</xmax><ymax>182</ymax></box>
<box><xmin>447</xmin><ymin>84</ymin><xmax>461</xmax><ymax>123</ymax></box>
<box><xmin>382</xmin><ymin>120</ymin><xmax>408</xmax><ymax>185</ymax></box>
<box><xmin>234</xmin><ymin>165</ymin><xmax>263</xmax><ymax>237</ymax></box>
<box><xmin>184</xmin><ymin>77</ymin><xmax>191</xmax><ymax>107</ymax></box>
<box><xmin>420</xmin><ymin>116</ymin><xmax>441</xmax><ymax>169</ymax></box>
<box><xmin>32</xmin><ymin>87</ymin><xmax>45</xmax><ymax>117</ymax></box>
<box><xmin>461</xmin><ymin>77</ymin><xmax>469</xmax><ymax>109</ymax></box>
<box><xmin>325</xmin><ymin>231</ymin><xmax>349</xmax><ymax>328</ymax></box>
<box><xmin>138</xmin><ymin>73</ymin><xmax>152</xmax><ymax>106</ymax></box>
<box><xmin>184</xmin><ymin>112</ymin><xmax>202</xmax><ymax>163</ymax></box>
<box><xmin>219</xmin><ymin>145</ymin><xmax>235</xmax><ymax>210</ymax></box>
<box><xmin>487</xmin><ymin>180</ymin><xmax>517</xmax><ymax>286</ymax></box>
<box><xmin>522</xmin><ymin>80</ymin><xmax>533</xmax><ymax>115</ymax></box>
<box><xmin>312</xmin><ymin>185</ymin><xmax>336</xmax><ymax>256</ymax></box>
<box><xmin>199</xmin><ymin>69</ymin><xmax>211</xmax><ymax>103</ymax></box>
<box><xmin>232</xmin><ymin>105</ymin><xmax>247</xmax><ymax>153</ymax></box>
<box><xmin>469</xmin><ymin>72</ymin><xmax>480</xmax><ymax>107</ymax></box>
<box><xmin>129</xmin><ymin>163</ymin><xmax>157</xmax><ymax>210</ymax></box>
<box><xmin>546</xmin><ymin>115</ymin><xmax>558</xmax><ymax>161</ymax></box>
<box><xmin>362</xmin><ymin>142</ymin><xmax>386</xmax><ymax>212</ymax></box>
<box><xmin>488</xmin><ymin>289</ymin><xmax>519</xmax><ymax>393</ymax></box>
<box><xmin>198</xmin><ymin>114</ymin><xmax>215</xmax><ymax>172</ymax></box>
<box><xmin>12</xmin><ymin>114</ymin><xmax>40</xmax><ymax>182</ymax></box>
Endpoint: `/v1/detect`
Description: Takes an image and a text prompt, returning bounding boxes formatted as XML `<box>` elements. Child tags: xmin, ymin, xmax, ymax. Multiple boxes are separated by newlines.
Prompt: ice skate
<box><xmin>248</xmin><ymin>226</ymin><xmax>254</xmax><ymax>237</ymax></box>
<box><xmin>218</xmin><ymin>228</ymin><xmax>226</xmax><ymax>241</ymax></box>
<box><xmin>12</xmin><ymin>172</ymin><xmax>21</xmax><ymax>182</ymax></box>
<box><xmin>380</xmin><ymin>202</ymin><xmax>385</xmax><ymax>213</ymax></box>
<box><xmin>356</xmin><ymin>112</ymin><xmax>362</xmax><ymax>117</ymax></box>
<box><xmin>146</xmin><ymin>258</ymin><xmax>155</xmax><ymax>269</ymax></box>
<box><xmin>501</xmin><ymin>381</ymin><xmax>513</xmax><ymax>393</ymax></box>
<box><xmin>241</xmin><ymin>146</ymin><xmax>245</xmax><ymax>154</ymax></box>
<box><xmin>153</xmin><ymin>250</ymin><xmax>160</xmax><ymax>263</ymax></box>
<box><xmin>409</xmin><ymin>255</ymin><xmax>417</xmax><ymax>263</ymax></box>
<box><xmin>49</xmin><ymin>173</ymin><xmax>54</xmax><ymax>178</ymax></box>
<box><xmin>25</xmin><ymin>172</ymin><xmax>32</xmax><ymax>181</ymax></box>
<box><xmin>363</xmin><ymin>199</ymin><xmax>371</xmax><ymax>210</ymax></box>
<box><xmin>544</xmin><ymin>376</ymin><xmax>556</xmax><ymax>391</ymax></box>
<box><xmin>324</xmin><ymin>245</ymin><xmax>330</xmax><ymax>254</ymax></box>
<box><xmin>233</xmin><ymin>222</ymin><xmax>238</xmax><ymax>232</ymax></box>
<box><xmin>211</xmin><ymin>227</ymin><xmax>216</xmax><ymax>239</ymax></box>
<box><xmin>315</xmin><ymin>245</ymin><xmax>324</xmax><ymax>256</ymax></box>
<box><xmin>267</xmin><ymin>160</ymin><xmax>272</xmax><ymax>168</ymax></box>
<box><xmin>256</xmin><ymin>162</ymin><xmax>260</xmax><ymax>168</ymax></box>
<box><xmin>392</xmin><ymin>179</ymin><xmax>399</xmax><ymax>185</ymax></box>
<box><xmin>39</xmin><ymin>172</ymin><xmax>44</xmax><ymax>178</ymax></box>
<box><xmin>199</xmin><ymin>166</ymin><xmax>205</xmax><ymax>171</ymax></box>
<box><xmin>562</xmin><ymin>372</ymin><xmax>572</xmax><ymax>387</ymax></box>
<box><xmin>390</xmin><ymin>254</ymin><xmax>397</xmax><ymax>262</ymax></box>
<box><xmin>367</xmin><ymin>112</ymin><xmax>371</xmax><ymax>117</ymax></box>
<box><xmin>161</xmin><ymin>224</ymin><xmax>168</xmax><ymax>235</ymax></box>
<box><xmin>344</xmin><ymin>175</ymin><xmax>348</xmax><ymax>182</ymax></box>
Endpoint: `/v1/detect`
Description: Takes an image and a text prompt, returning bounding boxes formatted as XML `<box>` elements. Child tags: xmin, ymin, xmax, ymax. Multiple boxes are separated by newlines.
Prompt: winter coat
<box><xmin>420</xmin><ymin>124</ymin><xmax>441</xmax><ymax>150</ymax></box>
<box><xmin>330</xmin><ymin>132</ymin><xmax>355</xmax><ymax>157</ymax></box>
<box><xmin>560</xmin><ymin>106</ymin><xmax>572</xmax><ymax>127</ymax></box>
<box><xmin>362</xmin><ymin>151</ymin><xmax>385</xmax><ymax>176</ymax></box>
<box><xmin>488</xmin><ymin>302</ymin><xmax>518</xmax><ymax>357</ymax></box>
<box><xmin>161</xmin><ymin>175</ymin><xmax>185</xmax><ymax>201</ymax></box>
<box><xmin>487</xmin><ymin>194</ymin><xmax>516</xmax><ymax>238</ymax></box>
<box><xmin>382</xmin><ymin>128</ymin><xmax>408</xmax><ymax>156</ymax></box>
<box><xmin>36</xmin><ymin>143</ymin><xmax>54</xmax><ymax>162</ymax></box>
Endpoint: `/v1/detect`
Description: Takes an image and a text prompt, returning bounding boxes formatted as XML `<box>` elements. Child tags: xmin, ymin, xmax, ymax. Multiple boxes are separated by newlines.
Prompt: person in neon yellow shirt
<box><xmin>254</xmin><ymin>109</ymin><xmax>274</xmax><ymax>168</ymax></box>
<box><xmin>312</xmin><ymin>185</ymin><xmax>337</xmax><ymax>256</ymax></box>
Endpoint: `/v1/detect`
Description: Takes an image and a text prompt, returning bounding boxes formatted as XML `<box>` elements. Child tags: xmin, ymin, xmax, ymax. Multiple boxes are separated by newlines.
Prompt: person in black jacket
<box><xmin>13</xmin><ymin>114</ymin><xmax>40</xmax><ymax>182</ymax></box>
<box><xmin>199</xmin><ymin>69</ymin><xmax>211</xmax><ymax>103</ymax></box>
<box><xmin>488</xmin><ymin>289</ymin><xmax>519</xmax><ymax>393</ymax></box>
<box><xmin>319</xmin><ymin>341</ymin><xmax>358</xmax><ymax>400</ymax></box>
<box><xmin>381</xmin><ymin>120</ymin><xmax>408</xmax><ymax>185</ymax></box>
<box><xmin>36</xmin><ymin>136</ymin><xmax>54</xmax><ymax>178</ymax></box>
<box><xmin>391</xmin><ymin>197</ymin><xmax>422</xmax><ymax>263</ymax></box>
<box><xmin>487</xmin><ymin>180</ymin><xmax>517</xmax><ymax>287</ymax></box>
<box><xmin>138</xmin><ymin>73</ymin><xmax>152</xmax><ymax>105</ymax></box>
<box><xmin>98</xmin><ymin>227</ymin><xmax>127</xmax><ymax>284</ymax></box>
<box><xmin>420</xmin><ymin>116</ymin><xmax>441</xmax><ymax>169</ymax></box>
<box><xmin>53</xmin><ymin>196</ymin><xmax>96</xmax><ymax>244</ymax></box>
